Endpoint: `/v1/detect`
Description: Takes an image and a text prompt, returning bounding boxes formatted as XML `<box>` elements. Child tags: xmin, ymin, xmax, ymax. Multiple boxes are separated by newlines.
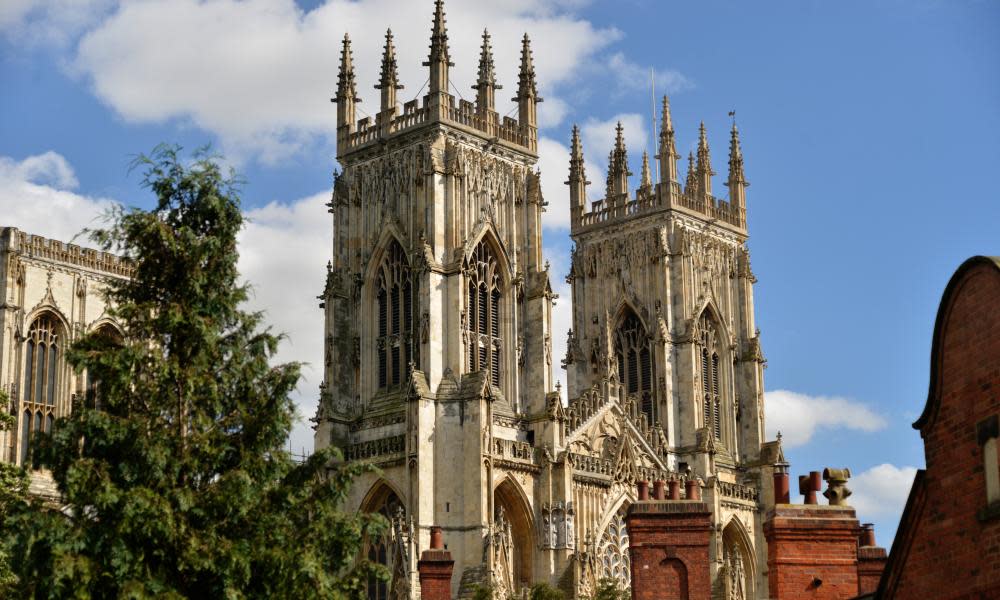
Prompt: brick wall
<box><xmin>625</xmin><ymin>501</ymin><xmax>712</xmax><ymax>600</ymax></box>
<box><xmin>764</xmin><ymin>505</ymin><xmax>861</xmax><ymax>599</ymax></box>
<box><xmin>418</xmin><ymin>548</ymin><xmax>454</xmax><ymax>600</ymax></box>
<box><xmin>856</xmin><ymin>546</ymin><xmax>887</xmax><ymax>596</ymax></box>
<box><xmin>881</xmin><ymin>258</ymin><xmax>1000</xmax><ymax>598</ymax></box>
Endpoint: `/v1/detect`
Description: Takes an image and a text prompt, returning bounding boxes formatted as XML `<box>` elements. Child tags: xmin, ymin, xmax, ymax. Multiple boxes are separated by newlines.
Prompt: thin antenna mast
<box><xmin>651</xmin><ymin>67</ymin><xmax>659</xmax><ymax>182</ymax></box>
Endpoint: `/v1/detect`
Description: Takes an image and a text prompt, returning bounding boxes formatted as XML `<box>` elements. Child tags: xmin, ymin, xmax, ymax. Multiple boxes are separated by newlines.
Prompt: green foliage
<box><xmin>530</xmin><ymin>582</ymin><xmax>566</xmax><ymax>600</ymax></box>
<box><xmin>1</xmin><ymin>146</ymin><xmax>386</xmax><ymax>599</ymax></box>
<box><xmin>590</xmin><ymin>578</ymin><xmax>630</xmax><ymax>600</ymax></box>
<box><xmin>0</xmin><ymin>390</ymin><xmax>30</xmax><ymax>595</ymax></box>
<box><xmin>471</xmin><ymin>582</ymin><xmax>497</xmax><ymax>600</ymax></box>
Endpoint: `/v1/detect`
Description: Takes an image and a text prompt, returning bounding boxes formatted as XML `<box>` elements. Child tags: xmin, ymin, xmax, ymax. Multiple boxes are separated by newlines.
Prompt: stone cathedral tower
<box><xmin>314</xmin><ymin>3</ymin><xmax>781</xmax><ymax>599</ymax></box>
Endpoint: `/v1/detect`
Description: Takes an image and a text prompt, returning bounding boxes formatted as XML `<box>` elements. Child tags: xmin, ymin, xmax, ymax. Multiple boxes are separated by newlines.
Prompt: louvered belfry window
<box><xmin>375</xmin><ymin>241</ymin><xmax>415</xmax><ymax>391</ymax></box>
<box><xmin>699</xmin><ymin>313</ymin><xmax>723</xmax><ymax>441</ymax></box>
<box><xmin>465</xmin><ymin>241</ymin><xmax>502</xmax><ymax>387</ymax></box>
<box><xmin>614</xmin><ymin>311</ymin><xmax>653</xmax><ymax>422</ymax></box>
<box><xmin>19</xmin><ymin>313</ymin><xmax>61</xmax><ymax>466</ymax></box>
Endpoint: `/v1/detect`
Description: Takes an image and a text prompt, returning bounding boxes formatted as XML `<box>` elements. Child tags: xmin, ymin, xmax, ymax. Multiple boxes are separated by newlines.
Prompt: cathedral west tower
<box><xmin>314</xmin><ymin>3</ymin><xmax>780</xmax><ymax>598</ymax></box>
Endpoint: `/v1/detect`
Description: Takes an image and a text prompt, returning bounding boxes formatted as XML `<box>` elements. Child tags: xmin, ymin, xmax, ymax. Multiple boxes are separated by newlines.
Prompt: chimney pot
<box><xmin>430</xmin><ymin>526</ymin><xmax>444</xmax><ymax>550</ymax></box>
<box><xmin>637</xmin><ymin>480</ymin><xmax>650</xmax><ymax>500</ymax></box>
<box><xmin>668</xmin><ymin>478</ymin><xmax>681</xmax><ymax>500</ymax></box>
<box><xmin>685</xmin><ymin>477</ymin><xmax>701</xmax><ymax>501</ymax></box>
<box><xmin>653</xmin><ymin>479</ymin><xmax>666</xmax><ymax>500</ymax></box>
<box><xmin>861</xmin><ymin>523</ymin><xmax>877</xmax><ymax>547</ymax></box>
<box><xmin>774</xmin><ymin>465</ymin><xmax>790</xmax><ymax>504</ymax></box>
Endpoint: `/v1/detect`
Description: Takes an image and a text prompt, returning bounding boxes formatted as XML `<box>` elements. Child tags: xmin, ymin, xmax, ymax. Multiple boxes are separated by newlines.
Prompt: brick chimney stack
<box><xmin>626</xmin><ymin>481</ymin><xmax>713</xmax><ymax>600</ymax></box>
<box><xmin>418</xmin><ymin>526</ymin><xmax>454</xmax><ymax>600</ymax></box>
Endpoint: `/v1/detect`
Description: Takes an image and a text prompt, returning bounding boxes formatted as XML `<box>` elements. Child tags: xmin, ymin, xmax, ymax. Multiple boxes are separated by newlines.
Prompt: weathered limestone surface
<box><xmin>314</xmin><ymin>2</ymin><xmax>775</xmax><ymax>598</ymax></box>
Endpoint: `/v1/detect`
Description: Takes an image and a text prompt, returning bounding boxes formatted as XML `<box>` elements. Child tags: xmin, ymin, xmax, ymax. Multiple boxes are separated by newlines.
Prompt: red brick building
<box><xmin>875</xmin><ymin>256</ymin><xmax>1000</xmax><ymax>598</ymax></box>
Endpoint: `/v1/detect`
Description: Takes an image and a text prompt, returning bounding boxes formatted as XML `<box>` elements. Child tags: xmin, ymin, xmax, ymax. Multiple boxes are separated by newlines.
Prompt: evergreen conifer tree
<box><xmin>1</xmin><ymin>146</ymin><xmax>386</xmax><ymax>599</ymax></box>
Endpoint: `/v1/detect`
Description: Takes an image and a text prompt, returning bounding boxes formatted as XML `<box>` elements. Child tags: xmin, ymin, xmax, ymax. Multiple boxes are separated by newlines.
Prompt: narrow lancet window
<box><xmin>375</xmin><ymin>241</ymin><xmax>415</xmax><ymax>391</ymax></box>
<box><xmin>465</xmin><ymin>241</ymin><xmax>503</xmax><ymax>387</ymax></box>
<box><xmin>615</xmin><ymin>311</ymin><xmax>653</xmax><ymax>422</ymax></box>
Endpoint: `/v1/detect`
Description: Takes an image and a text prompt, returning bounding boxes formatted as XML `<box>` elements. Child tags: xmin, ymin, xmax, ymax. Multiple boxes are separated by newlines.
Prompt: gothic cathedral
<box><xmin>313</xmin><ymin>2</ymin><xmax>780</xmax><ymax>598</ymax></box>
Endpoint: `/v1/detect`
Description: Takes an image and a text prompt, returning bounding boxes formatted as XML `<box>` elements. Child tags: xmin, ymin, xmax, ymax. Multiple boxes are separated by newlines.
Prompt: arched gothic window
<box><xmin>375</xmin><ymin>241</ymin><xmax>415</xmax><ymax>391</ymax></box>
<box><xmin>20</xmin><ymin>313</ymin><xmax>62</xmax><ymax>465</ymax></box>
<box><xmin>363</xmin><ymin>487</ymin><xmax>408</xmax><ymax>600</ymax></box>
<box><xmin>598</xmin><ymin>507</ymin><xmax>631</xmax><ymax>588</ymax></box>
<box><xmin>615</xmin><ymin>311</ymin><xmax>653</xmax><ymax>422</ymax></box>
<box><xmin>700</xmin><ymin>313</ymin><xmax>722</xmax><ymax>441</ymax></box>
<box><xmin>465</xmin><ymin>241</ymin><xmax>502</xmax><ymax>387</ymax></box>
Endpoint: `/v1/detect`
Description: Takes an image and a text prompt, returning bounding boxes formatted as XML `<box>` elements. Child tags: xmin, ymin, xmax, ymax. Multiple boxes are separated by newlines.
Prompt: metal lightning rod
<box><xmin>651</xmin><ymin>67</ymin><xmax>659</xmax><ymax>182</ymax></box>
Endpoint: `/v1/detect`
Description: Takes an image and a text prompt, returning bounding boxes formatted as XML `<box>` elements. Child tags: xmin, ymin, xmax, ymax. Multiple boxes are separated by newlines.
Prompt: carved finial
<box><xmin>473</xmin><ymin>29</ymin><xmax>500</xmax><ymax>113</ymax></box>
<box><xmin>640</xmin><ymin>151</ymin><xmax>652</xmax><ymax>189</ymax></box>
<box><xmin>685</xmin><ymin>151</ymin><xmax>697</xmax><ymax>195</ymax></box>
<box><xmin>569</xmin><ymin>125</ymin><xmax>585</xmax><ymax>179</ymax></box>
<box><xmin>514</xmin><ymin>33</ymin><xmax>541</xmax><ymax>102</ymax></box>
<box><xmin>424</xmin><ymin>0</ymin><xmax>452</xmax><ymax>97</ymax></box>
<box><xmin>607</xmin><ymin>121</ymin><xmax>631</xmax><ymax>197</ymax></box>
<box><xmin>427</xmin><ymin>0</ymin><xmax>450</xmax><ymax>65</ymax></box>
<box><xmin>656</xmin><ymin>95</ymin><xmax>679</xmax><ymax>184</ymax></box>
<box><xmin>661</xmin><ymin>95</ymin><xmax>674</xmax><ymax>132</ymax></box>
<box><xmin>334</xmin><ymin>33</ymin><xmax>359</xmax><ymax>104</ymax></box>
<box><xmin>332</xmin><ymin>33</ymin><xmax>359</xmax><ymax>133</ymax></box>
<box><xmin>727</xmin><ymin>122</ymin><xmax>746</xmax><ymax>186</ymax></box>
<box><xmin>697</xmin><ymin>121</ymin><xmax>713</xmax><ymax>173</ymax></box>
<box><xmin>568</xmin><ymin>124</ymin><xmax>588</xmax><ymax>219</ymax></box>
<box><xmin>375</xmin><ymin>28</ymin><xmax>403</xmax><ymax>112</ymax></box>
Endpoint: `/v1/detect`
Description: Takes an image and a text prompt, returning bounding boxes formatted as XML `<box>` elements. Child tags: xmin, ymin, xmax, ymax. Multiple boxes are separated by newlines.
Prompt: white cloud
<box><xmin>70</xmin><ymin>0</ymin><xmax>620</xmax><ymax>163</ymax></box>
<box><xmin>537</xmin><ymin>136</ymin><xmax>571</xmax><ymax>230</ymax></box>
<box><xmin>0</xmin><ymin>0</ymin><xmax>115</xmax><ymax>47</ymax></box>
<box><xmin>606</xmin><ymin>51</ymin><xmax>693</xmax><ymax>98</ymax></box>
<box><xmin>849</xmin><ymin>463</ymin><xmax>918</xmax><ymax>523</ymax></box>
<box><xmin>0</xmin><ymin>152</ymin><xmax>111</xmax><ymax>241</ymax></box>
<box><xmin>238</xmin><ymin>192</ymin><xmax>332</xmax><ymax>453</ymax></box>
<box><xmin>544</xmin><ymin>243</ymin><xmax>573</xmax><ymax>401</ymax></box>
<box><xmin>764</xmin><ymin>389</ymin><xmax>887</xmax><ymax>448</ymax></box>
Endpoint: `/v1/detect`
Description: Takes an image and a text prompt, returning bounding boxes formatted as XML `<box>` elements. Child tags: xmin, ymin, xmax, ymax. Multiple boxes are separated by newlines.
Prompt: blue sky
<box><xmin>2</xmin><ymin>0</ymin><xmax>998</xmax><ymax>545</ymax></box>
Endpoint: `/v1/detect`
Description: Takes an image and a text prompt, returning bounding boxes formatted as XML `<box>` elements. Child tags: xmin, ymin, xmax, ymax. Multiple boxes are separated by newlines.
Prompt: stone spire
<box><xmin>423</xmin><ymin>0</ymin><xmax>453</xmax><ymax>99</ymax></box>
<box><xmin>567</xmin><ymin>124</ymin><xmax>589</xmax><ymax>224</ymax></box>
<box><xmin>727</xmin><ymin>123</ymin><xmax>746</xmax><ymax>186</ymax></box>
<box><xmin>472</xmin><ymin>29</ymin><xmax>500</xmax><ymax>114</ymax></box>
<box><xmin>656</xmin><ymin>95</ymin><xmax>679</xmax><ymax>184</ymax></box>
<box><xmin>640</xmin><ymin>151</ymin><xmax>652</xmax><ymax>190</ymax></box>
<box><xmin>375</xmin><ymin>28</ymin><xmax>403</xmax><ymax>114</ymax></box>
<box><xmin>607</xmin><ymin>121</ymin><xmax>631</xmax><ymax>197</ymax></box>
<box><xmin>513</xmin><ymin>33</ymin><xmax>542</xmax><ymax>147</ymax></box>
<box><xmin>728</xmin><ymin>122</ymin><xmax>748</xmax><ymax>226</ymax></box>
<box><xmin>685</xmin><ymin>151</ymin><xmax>698</xmax><ymax>195</ymax></box>
<box><xmin>333</xmin><ymin>33</ymin><xmax>360</xmax><ymax>132</ymax></box>
<box><xmin>696</xmin><ymin>121</ymin><xmax>715</xmax><ymax>196</ymax></box>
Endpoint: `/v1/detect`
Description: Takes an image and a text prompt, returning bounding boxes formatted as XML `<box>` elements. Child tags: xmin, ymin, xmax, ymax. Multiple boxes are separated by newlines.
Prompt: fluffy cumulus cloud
<box><xmin>764</xmin><ymin>389</ymin><xmax>887</xmax><ymax>448</ymax></box>
<box><xmin>238</xmin><ymin>193</ymin><xmax>332</xmax><ymax>452</ymax></box>
<box><xmin>850</xmin><ymin>463</ymin><xmax>919</xmax><ymax>521</ymax></box>
<box><xmin>67</xmin><ymin>0</ymin><xmax>622</xmax><ymax>163</ymax></box>
<box><xmin>0</xmin><ymin>152</ymin><xmax>112</xmax><ymax>241</ymax></box>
